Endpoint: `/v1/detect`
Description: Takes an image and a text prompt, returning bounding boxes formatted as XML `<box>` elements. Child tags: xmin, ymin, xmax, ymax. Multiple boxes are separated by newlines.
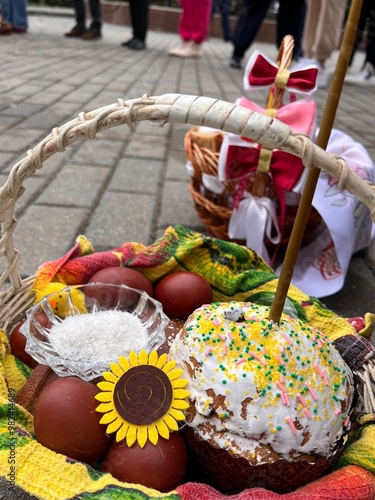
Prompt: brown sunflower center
<box><xmin>114</xmin><ymin>365</ymin><xmax>173</xmax><ymax>425</ymax></box>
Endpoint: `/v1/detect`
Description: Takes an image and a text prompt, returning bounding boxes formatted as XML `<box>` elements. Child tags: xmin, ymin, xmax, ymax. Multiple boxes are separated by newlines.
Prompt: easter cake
<box><xmin>169</xmin><ymin>301</ymin><xmax>354</xmax><ymax>493</ymax></box>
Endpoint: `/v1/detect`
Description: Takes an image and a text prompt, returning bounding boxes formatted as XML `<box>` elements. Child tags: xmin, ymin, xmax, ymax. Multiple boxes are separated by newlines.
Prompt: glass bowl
<box><xmin>21</xmin><ymin>283</ymin><xmax>169</xmax><ymax>381</ymax></box>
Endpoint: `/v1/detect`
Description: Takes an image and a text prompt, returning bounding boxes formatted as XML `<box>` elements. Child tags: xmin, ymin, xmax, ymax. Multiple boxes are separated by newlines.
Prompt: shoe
<box><xmin>12</xmin><ymin>26</ymin><xmax>27</xmax><ymax>33</ymax></box>
<box><xmin>65</xmin><ymin>25</ymin><xmax>86</xmax><ymax>37</ymax></box>
<box><xmin>229</xmin><ymin>55</ymin><xmax>242</xmax><ymax>69</ymax></box>
<box><xmin>169</xmin><ymin>40</ymin><xmax>191</xmax><ymax>57</ymax></box>
<box><xmin>169</xmin><ymin>40</ymin><xmax>202</xmax><ymax>58</ymax></box>
<box><xmin>81</xmin><ymin>27</ymin><xmax>101</xmax><ymax>40</ymax></box>
<box><xmin>345</xmin><ymin>62</ymin><xmax>375</xmax><ymax>86</ymax></box>
<box><xmin>127</xmin><ymin>38</ymin><xmax>145</xmax><ymax>50</ymax></box>
<box><xmin>0</xmin><ymin>22</ymin><xmax>12</xmax><ymax>35</ymax></box>
<box><xmin>121</xmin><ymin>37</ymin><xmax>135</xmax><ymax>47</ymax></box>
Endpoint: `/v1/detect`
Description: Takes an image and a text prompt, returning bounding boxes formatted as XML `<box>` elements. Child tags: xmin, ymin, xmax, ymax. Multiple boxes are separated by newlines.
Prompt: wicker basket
<box><xmin>1</xmin><ymin>93</ymin><xmax>375</xmax><ymax>499</ymax></box>
<box><xmin>186</xmin><ymin>36</ymin><xmax>322</xmax><ymax>248</ymax></box>
<box><xmin>1</xmin><ymin>93</ymin><xmax>374</xmax><ymax>332</ymax></box>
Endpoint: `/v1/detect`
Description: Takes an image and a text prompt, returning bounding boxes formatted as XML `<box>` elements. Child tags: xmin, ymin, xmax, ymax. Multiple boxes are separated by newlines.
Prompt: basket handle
<box><xmin>1</xmin><ymin>93</ymin><xmax>375</xmax><ymax>290</ymax></box>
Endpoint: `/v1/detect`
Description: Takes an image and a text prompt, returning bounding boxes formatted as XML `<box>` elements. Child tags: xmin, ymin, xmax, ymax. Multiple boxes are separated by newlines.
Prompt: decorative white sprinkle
<box><xmin>48</xmin><ymin>310</ymin><xmax>149</xmax><ymax>364</ymax></box>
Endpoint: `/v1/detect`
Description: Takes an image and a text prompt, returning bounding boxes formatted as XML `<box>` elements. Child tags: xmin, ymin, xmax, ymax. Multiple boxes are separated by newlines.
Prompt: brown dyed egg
<box><xmin>101</xmin><ymin>432</ymin><xmax>188</xmax><ymax>492</ymax></box>
<box><xmin>154</xmin><ymin>272</ymin><xmax>213</xmax><ymax>320</ymax></box>
<box><xmin>9</xmin><ymin>321</ymin><xmax>38</xmax><ymax>368</ymax></box>
<box><xmin>34</xmin><ymin>377</ymin><xmax>112</xmax><ymax>464</ymax></box>
<box><xmin>88</xmin><ymin>267</ymin><xmax>153</xmax><ymax>297</ymax></box>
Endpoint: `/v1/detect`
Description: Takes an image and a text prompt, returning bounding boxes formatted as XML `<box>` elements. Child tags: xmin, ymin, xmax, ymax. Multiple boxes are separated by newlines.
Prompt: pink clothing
<box><xmin>179</xmin><ymin>0</ymin><xmax>213</xmax><ymax>44</ymax></box>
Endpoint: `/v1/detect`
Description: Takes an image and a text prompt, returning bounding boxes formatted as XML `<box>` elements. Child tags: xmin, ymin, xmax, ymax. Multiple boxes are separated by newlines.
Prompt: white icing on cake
<box><xmin>169</xmin><ymin>302</ymin><xmax>354</xmax><ymax>464</ymax></box>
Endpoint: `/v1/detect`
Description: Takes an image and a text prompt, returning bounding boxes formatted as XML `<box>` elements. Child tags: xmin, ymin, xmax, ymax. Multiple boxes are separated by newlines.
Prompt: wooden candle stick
<box><xmin>268</xmin><ymin>0</ymin><xmax>364</xmax><ymax>324</ymax></box>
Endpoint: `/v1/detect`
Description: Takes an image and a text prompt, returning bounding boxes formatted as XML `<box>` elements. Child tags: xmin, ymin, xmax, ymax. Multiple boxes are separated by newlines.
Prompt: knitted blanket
<box><xmin>1</xmin><ymin>225</ymin><xmax>374</xmax><ymax>499</ymax></box>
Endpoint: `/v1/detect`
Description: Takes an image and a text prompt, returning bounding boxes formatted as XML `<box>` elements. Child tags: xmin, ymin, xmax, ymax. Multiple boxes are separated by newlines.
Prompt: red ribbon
<box><xmin>244</xmin><ymin>51</ymin><xmax>318</xmax><ymax>94</ymax></box>
<box><xmin>225</xmin><ymin>145</ymin><xmax>304</xmax><ymax>192</ymax></box>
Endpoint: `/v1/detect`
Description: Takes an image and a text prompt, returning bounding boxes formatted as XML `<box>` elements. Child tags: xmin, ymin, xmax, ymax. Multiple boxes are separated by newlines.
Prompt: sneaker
<box><xmin>128</xmin><ymin>38</ymin><xmax>145</xmax><ymax>50</ymax></box>
<box><xmin>229</xmin><ymin>55</ymin><xmax>242</xmax><ymax>69</ymax></box>
<box><xmin>12</xmin><ymin>26</ymin><xmax>27</xmax><ymax>33</ymax></box>
<box><xmin>65</xmin><ymin>25</ymin><xmax>86</xmax><ymax>37</ymax></box>
<box><xmin>121</xmin><ymin>37</ymin><xmax>134</xmax><ymax>47</ymax></box>
<box><xmin>169</xmin><ymin>40</ymin><xmax>191</xmax><ymax>57</ymax></box>
<box><xmin>81</xmin><ymin>27</ymin><xmax>101</xmax><ymax>40</ymax></box>
<box><xmin>345</xmin><ymin>62</ymin><xmax>375</xmax><ymax>86</ymax></box>
<box><xmin>0</xmin><ymin>22</ymin><xmax>12</xmax><ymax>35</ymax></box>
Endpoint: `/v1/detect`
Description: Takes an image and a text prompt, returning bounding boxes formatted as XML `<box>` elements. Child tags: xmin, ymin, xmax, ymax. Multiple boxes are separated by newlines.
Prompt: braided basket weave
<box><xmin>1</xmin><ymin>93</ymin><xmax>375</xmax><ymax>498</ymax></box>
<box><xmin>1</xmin><ymin>93</ymin><xmax>374</xmax><ymax>329</ymax></box>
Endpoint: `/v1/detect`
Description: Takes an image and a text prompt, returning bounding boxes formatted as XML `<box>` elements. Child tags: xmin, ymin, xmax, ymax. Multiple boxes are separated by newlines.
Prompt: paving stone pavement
<box><xmin>0</xmin><ymin>10</ymin><xmax>374</xmax><ymax>325</ymax></box>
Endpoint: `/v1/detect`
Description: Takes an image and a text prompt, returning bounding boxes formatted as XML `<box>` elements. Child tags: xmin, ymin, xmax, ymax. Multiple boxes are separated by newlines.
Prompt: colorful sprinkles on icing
<box><xmin>169</xmin><ymin>301</ymin><xmax>353</xmax><ymax>462</ymax></box>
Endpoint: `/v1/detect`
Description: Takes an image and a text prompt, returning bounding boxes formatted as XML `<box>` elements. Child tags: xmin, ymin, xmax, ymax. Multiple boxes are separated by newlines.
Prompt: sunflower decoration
<box><xmin>95</xmin><ymin>350</ymin><xmax>190</xmax><ymax>448</ymax></box>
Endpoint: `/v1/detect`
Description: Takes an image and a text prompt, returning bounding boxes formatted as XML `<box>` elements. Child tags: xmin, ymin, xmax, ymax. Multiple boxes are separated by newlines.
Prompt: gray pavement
<box><xmin>0</xmin><ymin>10</ymin><xmax>374</xmax><ymax>324</ymax></box>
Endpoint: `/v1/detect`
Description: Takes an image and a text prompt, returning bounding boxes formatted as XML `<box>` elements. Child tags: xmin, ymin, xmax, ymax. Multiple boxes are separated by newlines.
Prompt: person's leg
<box><xmin>231</xmin><ymin>0</ymin><xmax>271</xmax><ymax>60</ymax></box>
<box><xmin>365</xmin><ymin>1</ymin><xmax>375</xmax><ymax>66</ymax></box>
<box><xmin>87</xmin><ymin>0</ymin><xmax>101</xmax><ymax>30</ymax></box>
<box><xmin>65</xmin><ymin>0</ymin><xmax>87</xmax><ymax>37</ymax></box>
<box><xmin>277</xmin><ymin>0</ymin><xmax>306</xmax><ymax>59</ymax></box>
<box><xmin>131</xmin><ymin>0</ymin><xmax>148</xmax><ymax>42</ymax></box>
<box><xmin>309</xmin><ymin>0</ymin><xmax>346</xmax><ymax>66</ymax></box>
<box><xmin>72</xmin><ymin>0</ymin><xmax>86</xmax><ymax>28</ymax></box>
<box><xmin>219</xmin><ymin>0</ymin><xmax>232</xmax><ymax>42</ymax></box>
<box><xmin>80</xmin><ymin>0</ymin><xmax>101</xmax><ymax>39</ymax></box>
<box><xmin>0</xmin><ymin>0</ymin><xmax>11</xmax><ymax>23</ymax></box>
<box><xmin>348</xmin><ymin>0</ymin><xmax>370</xmax><ymax>66</ymax></box>
<box><xmin>302</xmin><ymin>0</ymin><xmax>319</xmax><ymax>59</ymax></box>
<box><xmin>345</xmin><ymin>0</ymin><xmax>375</xmax><ymax>85</ymax></box>
<box><xmin>179</xmin><ymin>0</ymin><xmax>212</xmax><ymax>44</ymax></box>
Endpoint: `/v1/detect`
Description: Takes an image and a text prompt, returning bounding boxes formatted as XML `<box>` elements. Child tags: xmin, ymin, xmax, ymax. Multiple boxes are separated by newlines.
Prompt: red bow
<box><xmin>224</xmin><ymin>145</ymin><xmax>304</xmax><ymax>192</ymax></box>
<box><xmin>244</xmin><ymin>51</ymin><xmax>318</xmax><ymax>95</ymax></box>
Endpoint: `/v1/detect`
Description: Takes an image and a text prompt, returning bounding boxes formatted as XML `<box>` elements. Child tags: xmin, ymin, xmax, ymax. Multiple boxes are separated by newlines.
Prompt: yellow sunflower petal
<box><xmin>148</xmin><ymin>424</ymin><xmax>159</xmax><ymax>445</ymax></box>
<box><xmin>99</xmin><ymin>410</ymin><xmax>118</xmax><ymax>425</ymax></box>
<box><xmin>95</xmin><ymin>391</ymin><xmax>114</xmax><ymax>403</ymax></box>
<box><xmin>109</xmin><ymin>362</ymin><xmax>124</xmax><ymax>378</ymax></box>
<box><xmin>163</xmin><ymin>413</ymin><xmax>179</xmax><ymax>431</ymax></box>
<box><xmin>172</xmin><ymin>378</ymin><xmax>188</xmax><ymax>389</ymax></box>
<box><xmin>167</xmin><ymin>368</ymin><xmax>184</xmax><ymax>381</ymax></box>
<box><xmin>96</xmin><ymin>402</ymin><xmax>114</xmax><ymax>413</ymax></box>
<box><xmin>171</xmin><ymin>399</ymin><xmax>190</xmax><ymax>410</ymax></box>
<box><xmin>156</xmin><ymin>419</ymin><xmax>170</xmax><ymax>440</ymax></box>
<box><xmin>173</xmin><ymin>389</ymin><xmax>190</xmax><ymax>400</ymax></box>
<box><xmin>107</xmin><ymin>417</ymin><xmax>124</xmax><ymax>434</ymax></box>
<box><xmin>148</xmin><ymin>350</ymin><xmax>159</xmax><ymax>366</ymax></box>
<box><xmin>101</xmin><ymin>371</ymin><xmax>119</xmax><ymax>384</ymax></box>
<box><xmin>129</xmin><ymin>351</ymin><xmax>139</xmax><ymax>367</ymax></box>
<box><xmin>118</xmin><ymin>355</ymin><xmax>131</xmax><ymax>372</ymax></box>
<box><xmin>162</xmin><ymin>360</ymin><xmax>176</xmax><ymax>374</ymax></box>
<box><xmin>156</xmin><ymin>352</ymin><xmax>167</xmax><ymax>368</ymax></box>
<box><xmin>97</xmin><ymin>380</ymin><xmax>115</xmax><ymax>392</ymax></box>
<box><xmin>115</xmin><ymin>422</ymin><xmax>129</xmax><ymax>442</ymax></box>
<box><xmin>168</xmin><ymin>408</ymin><xmax>186</xmax><ymax>421</ymax></box>
<box><xmin>138</xmin><ymin>349</ymin><xmax>148</xmax><ymax>366</ymax></box>
<box><xmin>137</xmin><ymin>426</ymin><xmax>148</xmax><ymax>448</ymax></box>
<box><xmin>126</xmin><ymin>425</ymin><xmax>138</xmax><ymax>447</ymax></box>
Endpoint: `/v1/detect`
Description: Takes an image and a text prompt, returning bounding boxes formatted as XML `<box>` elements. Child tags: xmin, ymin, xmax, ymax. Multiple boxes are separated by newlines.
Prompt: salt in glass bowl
<box><xmin>21</xmin><ymin>283</ymin><xmax>169</xmax><ymax>381</ymax></box>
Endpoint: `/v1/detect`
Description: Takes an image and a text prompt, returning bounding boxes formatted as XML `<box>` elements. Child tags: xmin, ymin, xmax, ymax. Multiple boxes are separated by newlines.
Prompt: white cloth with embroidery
<box><xmin>282</xmin><ymin>128</ymin><xmax>375</xmax><ymax>298</ymax></box>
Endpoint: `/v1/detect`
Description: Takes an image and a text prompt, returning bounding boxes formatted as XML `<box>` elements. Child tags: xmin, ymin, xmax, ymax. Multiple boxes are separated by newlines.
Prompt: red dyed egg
<box><xmin>9</xmin><ymin>321</ymin><xmax>38</xmax><ymax>369</ymax></box>
<box><xmin>101</xmin><ymin>432</ymin><xmax>188</xmax><ymax>492</ymax></box>
<box><xmin>154</xmin><ymin>272</ymin><xmax>213</xmax><ymax>320</ymax></box>
<box><xmin>88</xmin><ymin>267</ymin><xmax>153</xmax><ymax>297</ymax></box>
<box><xmin>34</xmin><ymin>377</ymin><xmax>112</xmax><ymax>464</ymax></box>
